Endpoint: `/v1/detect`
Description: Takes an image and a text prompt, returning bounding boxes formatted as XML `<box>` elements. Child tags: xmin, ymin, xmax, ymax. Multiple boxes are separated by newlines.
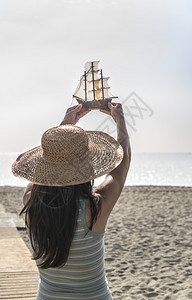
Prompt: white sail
<box><xmin>103</xmin><ymin>88</ymin><xmax>110</xmax><ymax>98</ymax></box>
<box><xmin>84</xmin><ymin>60</ymin><xmax>100</xmax><ymax>72</ymax></box>
<box><xmin>87</xmin><ymin>91</ymin><xmax>95</xmax><ymax>101</ymax></box>
<box><xmin>86</xmin><ymin>70</ymin><xmax>99</xmax><ymax>81</ymax></box>
<box><xmin>73</xmin><ymin>75</ymin><xmax>85</xmax><ymax>99</ymax></box>
<box><xmin>94</xmin><ymin>80</ymin><xmax>100</xmax><ymax>90</ymax></box>
<box><xmin>88</xmin><ymin>90</ymin><xmax>101</xmax><ymax>100</ymax></box>
<box><xmin>87</xmin><ymin>77</ymin><xmax>110</xmax><ymax>91</ymax></box>
<box><xmin>87</xmin><ymin>87</ymin><xmax>110</xmax><ymax>100</ymax></box>
<box><xmin>98</xmin><ymin>87</ymin><xmax>110</xmax><ymax>98</ymax></box>
<box><xmin>103</xmin><ymin>77</ymin><xmax>110</xmax><ymax>88</ymax></box>
<box><xmin>87</xmin><ymin>79</ymin><xmax>99</xmax><ymax>91</ymax></box>
<box><xmin>95</xmin><ymin>89</ymin><xmax>101</xmax><ymax>100</ymax></box>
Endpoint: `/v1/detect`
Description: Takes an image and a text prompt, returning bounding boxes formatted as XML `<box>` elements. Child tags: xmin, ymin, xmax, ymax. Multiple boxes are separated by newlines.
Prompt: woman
<box><xmin>12</xmin><ymin>102</ymin><xmax>131</xmax><ymax>300</ymax></box>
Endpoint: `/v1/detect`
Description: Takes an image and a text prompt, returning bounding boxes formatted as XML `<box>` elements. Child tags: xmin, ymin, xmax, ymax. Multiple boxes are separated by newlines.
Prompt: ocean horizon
<box><xmin>0</xmin><ymin>152</ymin><xmax>192</xmax><ymax>187</ymax></box>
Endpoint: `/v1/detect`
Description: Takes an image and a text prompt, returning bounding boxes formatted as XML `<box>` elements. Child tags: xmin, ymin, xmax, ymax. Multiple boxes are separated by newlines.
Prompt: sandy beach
<box><xmin>0</xmin><ymin>185</ymin><xmax>192</xmax><ymax>300</ymax></box>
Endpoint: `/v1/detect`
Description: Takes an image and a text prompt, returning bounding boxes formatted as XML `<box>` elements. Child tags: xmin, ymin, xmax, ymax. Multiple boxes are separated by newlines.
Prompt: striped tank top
<box><xmin>36</xmin><ymin>199</ymin><xmax>113</xmax><ymax>300</ymax></box>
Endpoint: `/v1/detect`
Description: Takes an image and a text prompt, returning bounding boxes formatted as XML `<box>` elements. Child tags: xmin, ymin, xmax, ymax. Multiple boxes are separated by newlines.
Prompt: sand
<box><xmin>0</xmin><ymin>185</ymin><xmax>192</xmax><ymax>300</ymax></box>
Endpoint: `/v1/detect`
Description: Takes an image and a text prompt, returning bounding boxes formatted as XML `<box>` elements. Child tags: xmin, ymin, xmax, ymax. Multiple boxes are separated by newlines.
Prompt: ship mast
<box><xmin>100</xmin><ymin>69</ymin><xmax>104</xmax><ymax>99</ymax></box>
<box><xmin>84</xmin><ymin>71</ymin><xmax>87</xmax><ymax>100</ymax></box>
<box><xmin>91</xmin><ymin>62</ymin><xmax>96</xmax><ymax>100</ymax></box>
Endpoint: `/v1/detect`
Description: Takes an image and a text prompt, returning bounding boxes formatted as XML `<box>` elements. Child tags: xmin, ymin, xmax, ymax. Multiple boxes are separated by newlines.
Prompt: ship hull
<box><xmin>74</xmin><ymin>97</ymin><xmax>117</xmax><ymax>110</ymax></box>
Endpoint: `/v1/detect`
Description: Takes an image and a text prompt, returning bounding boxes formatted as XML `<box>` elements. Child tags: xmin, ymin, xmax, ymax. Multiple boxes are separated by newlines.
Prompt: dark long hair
<box><xmin>20</xmin><ymin>181</ymin><xmax>101</xmax><ymax>269</ymax></box>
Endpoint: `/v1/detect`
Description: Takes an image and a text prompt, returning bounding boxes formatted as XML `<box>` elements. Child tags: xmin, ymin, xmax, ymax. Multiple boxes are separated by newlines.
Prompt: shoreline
<box><xmin>1</xmin><ymin>185</ymin><xmax>192</xmax><ymax>299</ymax></box>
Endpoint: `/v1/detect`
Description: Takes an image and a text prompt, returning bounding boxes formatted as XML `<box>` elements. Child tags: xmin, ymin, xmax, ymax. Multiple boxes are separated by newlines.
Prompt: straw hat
<box><xmin>12</xmin><ymin>124</ymin><xmax>124</xmax><ymax>186</ymax></box>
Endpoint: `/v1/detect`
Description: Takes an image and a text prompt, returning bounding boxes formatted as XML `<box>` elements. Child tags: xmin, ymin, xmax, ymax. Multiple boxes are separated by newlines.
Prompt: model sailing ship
<box><xmin>73</xmin><ymin>61</ymin><xmax>118</xmax><ymax>110</ymax></box>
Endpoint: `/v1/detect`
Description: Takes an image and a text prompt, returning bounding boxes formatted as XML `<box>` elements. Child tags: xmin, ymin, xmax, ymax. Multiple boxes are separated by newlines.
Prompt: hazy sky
<box><xmin>0</xmin><ymin>0</ymin><xmax>192</xmax><ymax>153</ymax></box>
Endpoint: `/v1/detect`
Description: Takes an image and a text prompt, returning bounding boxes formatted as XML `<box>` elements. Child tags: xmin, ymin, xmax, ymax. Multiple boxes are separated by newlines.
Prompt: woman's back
<box><xmin>13</xmin><ymin>102</ymin><xmax>131</xmax><ymax>300</ymax></box>
<box><xmin>37</xmin><ymin>199</ymin><xmax>112</xmax><ymax>300</ymax></box>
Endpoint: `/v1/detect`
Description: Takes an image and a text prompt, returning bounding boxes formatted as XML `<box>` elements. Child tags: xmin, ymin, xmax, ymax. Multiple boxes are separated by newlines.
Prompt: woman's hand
<box><xmin>100</xmin><ymin>102</ymin><xmax>125</xmax><ymax>124</ymax></box>
<box><xmin>60</xmin><ymin>104</ymin><xmax>91</xmax><ymax>125</ymax></box>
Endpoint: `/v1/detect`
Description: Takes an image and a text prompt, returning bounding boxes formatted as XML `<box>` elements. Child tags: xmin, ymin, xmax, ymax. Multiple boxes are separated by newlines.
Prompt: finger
<box><xmin>109</xmin><ymin>102</ymin><xmax>119</xmax><ymax>107</ymax></box>
<box><xmin>66</xmin><ymin>105</ymin><xmax>80</xmax><ymax>112</ymax></box>
<box><xmin>73</xmin><ymin>104</ymin><xmax>82</xmax><ymax>112</ymax></box>
<box><xmin>100</xmin><ymin>109</ymin><xmax>111</xmax><ymax>116</ymax></box>
<box><xmin>67</xmin><ymin>104</ymin><xmax>82</xmax><ymax>113</ymax></box>
<box><xmin>107</xmin><ymin>102</ymin><xmax>111</xmax><ymax>108</ymax></box>
<box><xmin>80</xmin><ymin>108</ymin><xmax>90</xmax><ymax>113</ymax></box>
<box><xmin>74</xmin><ymin>110</ymin><xmax>90</xmax><ymax>124</ymax></box>
<box><xmin>100</xmin><ymin>108</ymin><xmax>110</xmax><ymax>112</ymax></box>
<box><xmin>78</xmin><ymin>110</ymin><xmax>90</xmax><ymax>118</ymax></box>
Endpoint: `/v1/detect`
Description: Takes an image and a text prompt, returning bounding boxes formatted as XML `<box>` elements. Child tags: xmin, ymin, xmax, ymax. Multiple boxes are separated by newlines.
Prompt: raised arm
<box><xmin>60</xmin><ymin>104</ymin><xmax>90</xmax><ymax>125</ymax></box>
<box><xmin>94</xmin><ymin>102</ymin><xmax>131</xmax><ymax>214</ymax></box>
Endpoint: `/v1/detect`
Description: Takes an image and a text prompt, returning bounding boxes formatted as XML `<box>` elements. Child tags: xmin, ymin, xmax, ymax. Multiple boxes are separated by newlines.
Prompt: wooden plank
<box><xmin>0</xmin><ymin>207</ymin><xmax>38</xmax><ymax>299</ymax></box>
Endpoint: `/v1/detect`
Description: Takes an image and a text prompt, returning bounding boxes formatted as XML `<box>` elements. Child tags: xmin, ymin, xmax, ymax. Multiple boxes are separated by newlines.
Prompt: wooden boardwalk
<box><xmin>0</xmin><ymin>205</ymin><xmax>38</xmax><ymax>299</ymax></box>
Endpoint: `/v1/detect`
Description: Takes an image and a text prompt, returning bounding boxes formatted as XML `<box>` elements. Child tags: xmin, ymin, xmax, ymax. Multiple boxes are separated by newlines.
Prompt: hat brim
<box><xmin>12</xmin><ymin>131</ymin><xmax>124</xmax><ymax>186</ymax></box>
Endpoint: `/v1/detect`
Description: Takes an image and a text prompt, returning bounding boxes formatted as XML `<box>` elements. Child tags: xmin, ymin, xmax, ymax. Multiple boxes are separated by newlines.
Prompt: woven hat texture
<box><xmin>12</xmin><ymin>124</ymin><xmax>124</xmax><ymax>186</ymax></box>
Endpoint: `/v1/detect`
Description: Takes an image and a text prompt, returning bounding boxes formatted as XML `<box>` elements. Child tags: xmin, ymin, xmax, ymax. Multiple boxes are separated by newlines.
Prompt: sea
<box><xmin>0</xmin><ymin>152</ymin><xmax>192</xmax><ymax>187</ymax></box>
